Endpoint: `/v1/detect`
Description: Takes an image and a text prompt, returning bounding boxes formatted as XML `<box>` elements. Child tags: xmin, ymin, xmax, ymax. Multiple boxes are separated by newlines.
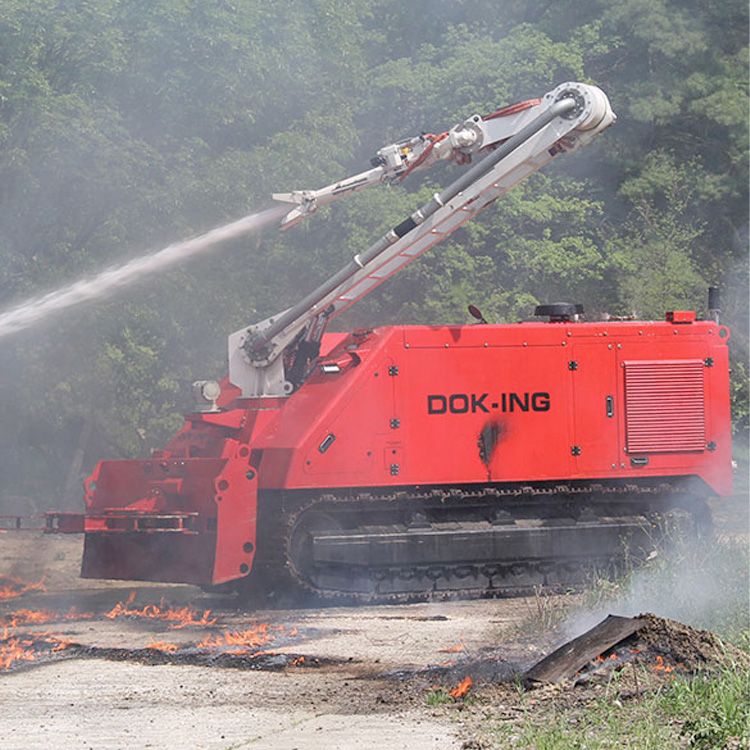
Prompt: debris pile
<box><xmin>524</xmin><ymin>613</ymin><xmax>748</xmax><ymax>689</ymax></box>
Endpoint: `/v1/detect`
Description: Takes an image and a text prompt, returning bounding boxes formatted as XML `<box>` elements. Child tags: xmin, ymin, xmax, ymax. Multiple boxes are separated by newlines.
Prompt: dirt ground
<box><xmin>0</xmin><ymin>532</ymin><xmax>550</xmax><ymax>750</ymax></box>
<box><xmin>0</xmin><ymin>494</ymin><xmax>747</xmax><ymax>750</ymax></box>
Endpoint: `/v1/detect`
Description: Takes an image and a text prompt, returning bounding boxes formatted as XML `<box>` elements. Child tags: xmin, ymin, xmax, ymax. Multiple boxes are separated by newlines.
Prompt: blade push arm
<box><xmin>230</xmin><ymin>82</ymin><xmax>615</xmax><ymax>397</ymax></box>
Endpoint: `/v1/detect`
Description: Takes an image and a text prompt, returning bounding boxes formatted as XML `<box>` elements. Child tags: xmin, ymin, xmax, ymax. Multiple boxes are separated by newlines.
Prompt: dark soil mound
<box><xmin>634</xmin><ymin>613</ymin><xmax>749</xmax><ymax>673</ymax></box>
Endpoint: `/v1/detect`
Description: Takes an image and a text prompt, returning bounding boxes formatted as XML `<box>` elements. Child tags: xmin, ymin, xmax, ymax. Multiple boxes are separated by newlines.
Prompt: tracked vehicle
<box><xmin>58</xmin><ymin>83</ymin><xmax>733</xmax><ymax>600</ymax></box>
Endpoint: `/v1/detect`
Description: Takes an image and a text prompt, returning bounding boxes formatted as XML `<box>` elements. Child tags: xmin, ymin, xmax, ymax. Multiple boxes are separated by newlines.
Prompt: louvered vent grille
<box><xmin>624</xmin><ymin>360</ymin><xmax>705</xmax><ymax>453</ymax></box>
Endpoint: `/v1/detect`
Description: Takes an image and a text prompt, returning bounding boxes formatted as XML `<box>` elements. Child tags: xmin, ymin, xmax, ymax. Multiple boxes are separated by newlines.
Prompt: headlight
<box><xmin>192</xmin><ymin>380</ymin><xmax>221</xmax><ymax>412</ymax></box>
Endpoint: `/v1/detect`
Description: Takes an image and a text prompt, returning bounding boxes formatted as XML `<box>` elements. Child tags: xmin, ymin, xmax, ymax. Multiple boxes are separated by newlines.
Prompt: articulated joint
<box><xmin>551</xmin><ymin>83</ymin><xmax>614</xmax><ymax>133</ymax></box>
<box><xmin>242</xmin><ymin>329</ymin><xmax>271</xmax><ymax>363</ymax></box>
<box><xmin>555</xmin><ymin>90</ymin><xmax>584</xmax><ymax>120</ymax></box>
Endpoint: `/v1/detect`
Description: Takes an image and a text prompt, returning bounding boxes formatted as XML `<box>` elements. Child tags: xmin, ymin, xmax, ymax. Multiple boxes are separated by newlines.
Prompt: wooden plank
<box><xmin>523</xmin><ymin>615</ymin><xmax>646</xmax><ymax>684</ymax></box>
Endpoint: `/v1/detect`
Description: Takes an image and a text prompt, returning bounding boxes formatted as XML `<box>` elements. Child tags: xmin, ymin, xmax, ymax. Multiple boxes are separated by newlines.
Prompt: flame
<box><xmin>0</xmin><ymin>604</ymin><xmax>87</xmax><ymax>671</ymax></box>
<box><xmin>160</xmin><ymin>605</ymin><xmax>217</xmax><ymax>629</ymax></box>
<box><xmin>104</xmin><ymin>592</ymin><xmax>216</xmax><ymax>629</ymax></box>
<box><xmin>2</xmin><ymin>607</ymin><xmax>95</xmax><ymax>629</ymax></box>
<box><xmin>449</xmin><ymin>675</ymin><xmax>473</xmax><ymax>699</ymax></box>
<box><xmin>146</xmin><ymin>639</ymin><xmax>179</xmax><ymax>653</ymax></box>
<box><xmin>650</xmin><ymin>654</ymin><xmax>676</xmax><ymax>677</ymax></box>
<box><xmin>0</xmin><ymin>632</ymin><xmax>71</xmax><ymax>670</ymax></box>
<box><xmin>50</xmin><ymin>638</ymin><xmax>73</xmax><ymax>653</ymax></box>
<box><xmin>103</xmin><ymin>590</ymin><xmax>136</xmax><ymax>617</ymax></box>
<box><xmin>197</xmin><ymin>623</ymin><xmax>283</xmax><ymax>653</ymax></box>
<box><xmin>8</xmin><ymin>609</ymin><xmax>57</xmax><ymax>625</ymax></box>
<box><xmin>595</xmin><ymin>653</ymin><xmax>621</xmax><ymax>663</ymax></box>
<box><xmin>1</xmin><ymin>596</ymin><xmax>300</xmax><ymax>671</ymax></box>
<box><xmin>438</xmin><ymin>638</ymin><xmax>465</xmax><ymax>653</ymax></box>
<box><xmin>0</xmin><ymin>637</ymin><xmax>38</xmax><ymax>670</ymax></box>
<box><xmin>0</xmin><ymin>575</ymin><xmax>46</xmax><ymax>600</ymax></box>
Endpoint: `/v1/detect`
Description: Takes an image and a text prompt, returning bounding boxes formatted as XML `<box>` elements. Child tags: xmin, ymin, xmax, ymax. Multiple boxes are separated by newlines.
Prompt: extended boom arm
<box><xmin>229</xmin><ymin>82</ymin><xmax>615</xmax><ymax>398</ymax></box>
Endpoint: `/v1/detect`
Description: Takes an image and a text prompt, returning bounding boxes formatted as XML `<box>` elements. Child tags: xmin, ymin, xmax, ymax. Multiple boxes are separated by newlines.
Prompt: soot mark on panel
<box><xmin>478</xmin><ymin>420</ymin><xmax>505</xmax><ymax>466</ymax></box>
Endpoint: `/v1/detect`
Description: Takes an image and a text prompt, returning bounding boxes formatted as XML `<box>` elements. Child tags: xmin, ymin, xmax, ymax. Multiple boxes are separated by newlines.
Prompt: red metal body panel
<box><xmin>80</xmin><ymin>315</ymin><xmax>733</xmax><ymax>585</ymax></box>
<box><xmin>254</xmin><ymin>318</ymin><xmax>732</xmax><ymax>496</ymax></box>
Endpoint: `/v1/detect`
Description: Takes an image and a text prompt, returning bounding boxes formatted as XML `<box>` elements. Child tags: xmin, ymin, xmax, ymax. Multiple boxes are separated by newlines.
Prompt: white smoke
<box><xmin>561</xmin><ymin>529</ymin><xmax>750</xmax><ymax>643</ymax></box>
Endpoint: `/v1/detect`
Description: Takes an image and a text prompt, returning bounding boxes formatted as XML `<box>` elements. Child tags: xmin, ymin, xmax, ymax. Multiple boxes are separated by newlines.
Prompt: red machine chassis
<box><xmin>60</xmin><ymin>313</ymin><xmax>732</xmax><ymax>587</ymax></box>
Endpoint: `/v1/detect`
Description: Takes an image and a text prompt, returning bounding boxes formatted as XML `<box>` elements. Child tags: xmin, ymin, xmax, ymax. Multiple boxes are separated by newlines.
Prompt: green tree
<box><xmin>0</xmin><ymin>0</ymin><xmax>747</xmax><ymax>506</ymax></box>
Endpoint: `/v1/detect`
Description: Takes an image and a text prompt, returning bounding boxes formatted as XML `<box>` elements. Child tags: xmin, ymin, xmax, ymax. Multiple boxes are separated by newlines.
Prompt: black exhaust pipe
<box><xmin>708</xmin><ymin>286</ymin><xmax>721</xmax><ymax>323</ymax></box>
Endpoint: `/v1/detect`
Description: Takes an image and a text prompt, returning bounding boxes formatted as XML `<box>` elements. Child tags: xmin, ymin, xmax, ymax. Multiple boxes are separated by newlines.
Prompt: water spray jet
<box><xmin>0</xmin><ymin>205</ymin><xmax>287</xmax><ymax>340</ymax></box>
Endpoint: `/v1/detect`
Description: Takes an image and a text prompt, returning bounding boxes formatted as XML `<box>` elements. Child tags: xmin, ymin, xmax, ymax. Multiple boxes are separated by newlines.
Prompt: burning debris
<box><xmin>450</xmin><ymin>675</ymin><xmax>474</xmax><ymax>699</ymax></box>
<box><xmin>0</xmin><ymin>592</ymin><xmax>330</xmax><ymax>674</ymax></box>
<box><xmin>103</xmin><ymin>590</ymin><xmax>217</xmax><ymax>629</ymax></box>
<box><xmin>524</xmin><ymin>613</ymin><xmax>749</xmax><ymax>688</ymax></box>
<box><xmin>197</xmin><ymin>622</ymin><xmax>298</xmax><ymax>653</ymax></box>
<box><xmin>0</xmin><ymin>632</ymin><xmax>68</xmax><ymax>671</ymax></box>
<box><xmin>387</xmin><ymin>612</ymin><xmax>748</xmax><ymax>705</ymax></box>
<box><xmin>438</xmin><ymin>638</ymin><xmax>466</xmax><ymax>654</ymax></box>
<box><xmin>0</xmin><ymin>575</ymin><xmax>45</xmax><ymax>600</ymax></box>
<box><xmin>65</xmin><ymin>643</ymin><xmax>331</xmax><ymax>672</ymax></box>
<box><xmin>523</xmin><ymin>614</ymin><xmax>646</xmax><ymax>684</ymax></box>
<box><xmin>3</xmin><ymin>606</ymin><xmax>89</xmax><ymax>627</ymax></box>
<box><xmin>386</xmin><ymin>649</ymin><xmax>521</xmax><ymax>694</ymax></box>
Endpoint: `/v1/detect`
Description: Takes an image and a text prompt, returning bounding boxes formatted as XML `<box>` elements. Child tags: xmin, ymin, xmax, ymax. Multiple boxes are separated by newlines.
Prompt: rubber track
<box><xmin>273</xmin><ymin>480</ymin><xmax>692</xmax><ymax>605</ymax></box>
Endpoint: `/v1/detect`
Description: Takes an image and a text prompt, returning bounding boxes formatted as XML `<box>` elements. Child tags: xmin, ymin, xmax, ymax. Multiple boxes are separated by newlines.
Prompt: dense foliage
<box><xmin>0</xmin><ymin>0</ymin><xmax>747</xmax><ymax>508</ymax></box>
